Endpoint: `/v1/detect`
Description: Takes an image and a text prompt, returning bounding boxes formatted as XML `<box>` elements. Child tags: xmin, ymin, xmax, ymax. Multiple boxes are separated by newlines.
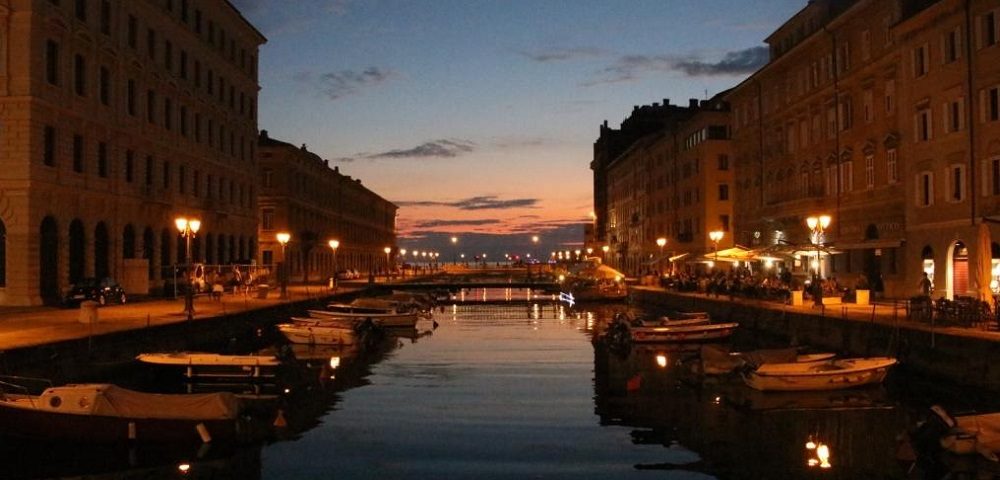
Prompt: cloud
<box><xmin>396</xmin><ymin>195</ymin><xmax>539</xmax><ymax>211</ymax></box>
<box><xmin>490</xmin><ymin>136</ymin><xmax>554</xmax><ymax>149</ymax></box>
<box><xmin>295</xmin><ymin>67</ymin><xmax>396</xmax><ymax>101</ymax></box>
<box><xmin>582</xmin><ymin>46</ymin><xmax>768</xmax><ymax>86</ymax></box>
<box><xmin>230</xmin><ymin>0</ymin><xmax>355</xmax><ymax>35</ymax></box>
<box><xmin>413</xmin><ymin>219</ymin><xmax>501</xmax><ymax>229</ymax></box>
<box><xmin>673</xmin><ymin>46</ymin><xmax>769</xmax><ymax>76</ymax></box>
<box><xmin>370</xmin><ymin>139</ymin><xmax>475</xmax><ymax>159</ymax></box>
<box><xmin>516</xmin><ymin>46</ymin><xmax>605</xmax><ymax>62</ymax></box>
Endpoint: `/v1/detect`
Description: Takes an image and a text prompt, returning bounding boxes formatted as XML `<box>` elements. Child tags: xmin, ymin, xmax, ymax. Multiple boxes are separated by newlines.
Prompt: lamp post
<box><xmin>709</xmin><ymin>231</ymin><xmax>724</xmax><ymax>269</ymax></box>
<box><xmin>656</xmin><ymin>237</ymin><xmax>667</xmax><ymax>275</ymax></box>
<box><xmin>175</xmin><ymin>217</ymin><xmax>201</xmax><ymax>320</ymax></box>
<box><xmin>276</xmin><ymin>232</ymin><xmax>290</xmax><ymax>299</ymax></box>
<box><xmin>806</xmin><ymin>215</ymin><xmax>832</xmax><ymax>305</ymax></box>
<box><xmin>451</xmin><ymin>236</ymin><xmax>458</xmax><ymax>264</ymax></box>
<box><xmin>399</xmin><ymin>248</ymin><xmax>407</xmax><ymax>278</ymax></box>
<box><xmin>384</xmin><ymin>247</ymin><xmax>392</xmax><ymax>282</ymax></box>
<box><xmin>329</xmin><ymin>239</ymin><xmax>341</xmax><ymax>286</ymax></box>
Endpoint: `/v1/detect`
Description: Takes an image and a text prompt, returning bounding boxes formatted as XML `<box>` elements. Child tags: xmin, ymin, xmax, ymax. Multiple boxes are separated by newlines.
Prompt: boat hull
<box><xmin>630</xmin><ymin>322</ymin><xmax>738</xmax><ymax>343</ymax></box>
<box><xmin>743</xmin><ymin>357</ymin><xmax>896</xmax><ymax>391</ymax></box>
<box><xmin>278</xmin><ymin>323</ymin><xmax>358</xmax><ymax>346</ymax></box>
<box><xmin>307</xmin><ymin>310</ymin><xmax>419</xmax><ymax>328</ymax></box>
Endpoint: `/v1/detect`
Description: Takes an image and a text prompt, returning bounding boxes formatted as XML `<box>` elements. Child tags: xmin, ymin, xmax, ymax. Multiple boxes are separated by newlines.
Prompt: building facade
<box><xmin>727</xmin><ymin>0</ymin><xmax>909</xmax><ymax>296</ymax></box>
<box><xmin>602</xmin><ymin>98</ymin><xmax>734</xmax><ymax>275</ymax></box>
<box><xmin>895</xmin><ymin>0</ymin><xmax>1000</xmax><ymax>299</ymax></box>
<box><xmin>257</xmin><ymin>131</ymin><xmax>397</xmax><ymax>283</ymax></box>
<box><xmin>0</xmin><ymin>0</ymin><xmax>264</xmax><ymax>305</ymax></box>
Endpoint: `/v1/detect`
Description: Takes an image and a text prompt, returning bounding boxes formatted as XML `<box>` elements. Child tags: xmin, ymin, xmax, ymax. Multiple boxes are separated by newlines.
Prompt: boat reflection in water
<box><xmin>592</xmin><ymin>341</ymin><xmax>909</xmax><ymax>479</ymax></box>
<box><xmin>0</xmin><ymin>329</ymin><xmax>413</xmax><ymax>479</ymax></box>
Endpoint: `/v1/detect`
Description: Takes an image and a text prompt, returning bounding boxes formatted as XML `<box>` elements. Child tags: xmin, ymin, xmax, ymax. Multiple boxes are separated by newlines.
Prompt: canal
<box><xmin>2</xmin><ymin>289</ymin><xmax>999</xmax><ymax>479</ymax></box>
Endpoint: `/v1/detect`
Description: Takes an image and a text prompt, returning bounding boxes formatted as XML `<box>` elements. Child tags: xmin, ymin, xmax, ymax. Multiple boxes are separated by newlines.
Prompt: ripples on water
<box><xmin>2</xmin><ymin>288</ymin><xmax>1000</xmax><ymax>479</ymax></box>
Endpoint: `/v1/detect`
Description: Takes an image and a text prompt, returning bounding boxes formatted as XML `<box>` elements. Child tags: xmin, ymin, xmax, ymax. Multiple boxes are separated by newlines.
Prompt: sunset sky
<box><xmin>232</xmin><ymin>0</ymin><xmax>803</xmax><ymax>257</ymax></box>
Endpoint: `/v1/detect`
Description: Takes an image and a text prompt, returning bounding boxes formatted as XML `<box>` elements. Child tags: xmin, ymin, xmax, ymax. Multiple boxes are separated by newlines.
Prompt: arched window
<box><xmin>94</xmin><ymin>222</ymin><xmax>109</xmax><ymax>279</ymax></box>
<box><xmin>122</xmin><ymin>224</ymin><xmax>136</xmax><ymax>259</ymax></box>
<box><xmin>69</xmin><ymin>219</ymin><xmax>85</xmax><ymax>284</ymax></box>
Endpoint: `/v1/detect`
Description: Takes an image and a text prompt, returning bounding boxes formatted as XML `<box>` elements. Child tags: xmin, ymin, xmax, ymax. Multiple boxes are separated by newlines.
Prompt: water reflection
<box><xmin>592</xmin><ymin>341</ymin><xmax>910</xmax><ymax>479</ymax></box>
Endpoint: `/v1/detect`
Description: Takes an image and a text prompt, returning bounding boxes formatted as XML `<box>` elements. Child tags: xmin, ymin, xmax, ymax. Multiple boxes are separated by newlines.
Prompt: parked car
<box><xmin>64</xmin><ymin>277</ymin><xmax>127</xmax><ymax>306</ymax></box>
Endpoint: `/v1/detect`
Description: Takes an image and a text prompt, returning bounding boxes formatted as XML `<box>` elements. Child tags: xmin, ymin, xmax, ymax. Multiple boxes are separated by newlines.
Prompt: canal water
<box><xmin>2</xmin><ymin>289</ymin><xmax>1000</xmax><ymax>479</ymax></box>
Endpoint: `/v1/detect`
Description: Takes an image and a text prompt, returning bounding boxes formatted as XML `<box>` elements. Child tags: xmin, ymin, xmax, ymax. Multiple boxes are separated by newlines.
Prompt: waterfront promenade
<box><xmin>0</xmin><ymin>284</ymin><xmax>360</xmax><ymax>351</ymax></box>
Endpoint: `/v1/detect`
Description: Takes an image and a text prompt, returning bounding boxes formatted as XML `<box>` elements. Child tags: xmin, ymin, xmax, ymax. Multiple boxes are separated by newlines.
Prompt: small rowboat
<box><xmin>278</xmin><ymin>323</ymin><xmax>359</xmax><ymax>346</ymax></box>
<box><xmin>742</xmin><ymin>357</ymin><xmax>897</xmax><ymax>391</ymax></box>
<box><xmin>700</xmin><ymin>345</ymin><xmax>836</xmax><ymax>375</ymax></box>
<box><xmin>629</xmin><ymin>322</ymin><xmax>738</xmax><ymax>343</ymax></box>
<box><xmin>136</xmin><ymin>353</ymin><xmax>281</xmax><ymax>380</ymax></box>
<box><xmin>0</xmin><ymin>383</ymin><xmax>243</xmax><ymax>443</ymax></box>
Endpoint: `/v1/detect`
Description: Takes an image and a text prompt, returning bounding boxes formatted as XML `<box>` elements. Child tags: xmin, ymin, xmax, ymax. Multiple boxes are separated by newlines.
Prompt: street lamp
<box><xmin>328</xmin><ymin>239</ymin><xmax>339</xmax><ymax>290</ymax></box>
<box><xmin>656</xmin><ymin>237</ymin><xmax>667</xmax><ymax>275</ymax></box>
<box><xmin>806</xmin><ymin>215</ymin><xmax>832</xmax><ymax>302</ymax></box>
<box><xmin>708</xmin><ymin>231</ymin><xmax>724</xmax><ymax>268</ymax></box>
<box><xmin>451</xmin><ymin>236</ymin><xmax>458</xmax><ymax>264</ymax></box>
<box><xmin>276</xmin><ymin>232</ymin><xmax>291</xmax><ymax>299</ymax></box>
<box><xmin>175</xmin><ymin>217</ymin><xmax>201</xmax><ymax>320</ymax></box>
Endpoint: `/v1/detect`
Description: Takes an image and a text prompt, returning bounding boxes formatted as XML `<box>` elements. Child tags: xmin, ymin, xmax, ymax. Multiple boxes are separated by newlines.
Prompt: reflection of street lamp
<box><xmin>328</xmin><ymin>239</ymin><xmax>339</xmax><ymax>290</ymax></box>
<box><xmin>708</xmin><ymin>231</ymin><xmax>724</xmax><ymax>268</ymax></box>
<box><xmin>806</xmin><ymin>215</ymin><xmax>832</xmax><ymax>304</ymax></box>
<box><xmin>175</xmin><ymin>217</ymin><xmax>201</xmax><ymax>320</ymax></box>
<box><xmin>276</xmin><ymin>232</ymin><xmax>291</xmax><ymax>299</ymax></box>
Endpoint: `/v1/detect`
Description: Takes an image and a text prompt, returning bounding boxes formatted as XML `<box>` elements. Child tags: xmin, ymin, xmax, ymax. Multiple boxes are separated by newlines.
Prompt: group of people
<box><xmin>660</xmin><ymin>267</ymin><xmax>875</xmax><ymax>303</ymax></box>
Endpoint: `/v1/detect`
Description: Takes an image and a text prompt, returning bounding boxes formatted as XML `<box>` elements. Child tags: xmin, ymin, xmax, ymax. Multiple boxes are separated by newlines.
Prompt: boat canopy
<box><xmin>39</xmin><ymin>384</ymin><xmax>240</xmax><ymax>420</ymax></box>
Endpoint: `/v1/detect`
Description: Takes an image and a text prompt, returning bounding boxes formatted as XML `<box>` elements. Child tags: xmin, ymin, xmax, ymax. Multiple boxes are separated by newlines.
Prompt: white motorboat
<box><xmin>136</xmin><ymin>352</ymin><xmax>281</xmax><ymax>380</ymax></box>
<box><xmin>307</xmin><ymin>309</ymin><xmax>419</xmax><ymax>328</ymax></box>
<box><xmin>278</xmin><ymin>322</ymin><xmax>359</xmax><ymax>346</ymax></box>
<box><xmin>742</xmin><ymin>357</ymin><xmax>897</xmax><ymax>391</ymax></box>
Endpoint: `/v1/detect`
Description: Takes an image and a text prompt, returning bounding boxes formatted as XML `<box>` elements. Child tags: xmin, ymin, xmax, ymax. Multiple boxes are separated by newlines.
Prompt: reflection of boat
<box><xmin>726</xmin><ymin>386</ymin><xmax>891</xmax><ymax>412</ymax></box>
<box><xmin>742</xmin><ymin>357</ymin><xmax>897</xmax><ymax>391</ymax></box>
<box><xmin>136</xmin><ymin>352</ymin><xmax>280</xmax><ymax>380</ymax></box>
<box><xmin>278</xmin><ymin>322</ymin><xmax>360</xmax><ymax>346</ymax></box>
<box><xmin>0</xmin><ymin>383</ymin><xmax>245</xmax><ymax>443</ymax></box>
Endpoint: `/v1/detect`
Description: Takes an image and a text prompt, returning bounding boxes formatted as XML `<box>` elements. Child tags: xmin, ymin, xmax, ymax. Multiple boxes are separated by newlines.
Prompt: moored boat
<box><xmin>700</xmin><ymin>345</ymin><xmax>835</xmax><ymax>375</ymax></box>
<box><xmin>742</xmin><ymin>357</ymin><xmax>897</xmax><ymax>391</ymax></box>
<box><xmin>0</xmin><ymin>383</ymin><xmax>244</xmax><ymax>443</ymax></box>
<box><xmin>136</xmin><ymin>352</ymin><xmax>281</xmax><ymax>380</ymax></box>
<box><xmin>278</xmin><ymin>322</ymin><xmax>360</xmax><ymax>346</ymax></box>
<box><xmin>306</xmin><ymin>309</ymin><xmax>419</xmax><ymax>328</ymax></box>
<box><xmin>629</xmin><ymin>321</ymin><xmax>739</xmax><ymax>343</ymax></box>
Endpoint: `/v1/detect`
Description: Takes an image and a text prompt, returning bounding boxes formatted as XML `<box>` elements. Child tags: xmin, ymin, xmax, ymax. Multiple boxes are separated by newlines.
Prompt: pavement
<box><xmin>632</xmin><ymin>286</ymin><xmax>1000</xmax><ymax>343</ymax></box>
<box><xmin>0</xmin><ymin>283</ymin><xmax>366</xmax><ymax>351</ymax></box>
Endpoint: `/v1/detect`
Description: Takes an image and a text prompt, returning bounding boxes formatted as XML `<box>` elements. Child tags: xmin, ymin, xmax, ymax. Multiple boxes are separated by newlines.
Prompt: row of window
<box><xmin>916</xmin><ymin>158</ymin><xmax>1000</xmax><ymax>208</ymax></box>
<box><xmin>41</xmin><ymin>126</ymin><xmax>255</xmax><ymax>209</ymax></box>
<box><xmin>49</xmin><ymin>0</ymin><xmax>258</xmax><ymax>78</ymax></box>
<box><xmin>45</xmin><ymin>39</ymin><xmax>257</xmax><ymax>130</ymax></box>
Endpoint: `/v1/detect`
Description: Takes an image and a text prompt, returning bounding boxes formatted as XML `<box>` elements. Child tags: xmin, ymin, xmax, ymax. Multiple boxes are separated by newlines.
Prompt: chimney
<box><xmin>663</xmin><ymin>98</ymin><xmax>670</xmax><ymax>106</ymax></box>
<box><xmin>259</xmin><ymin>130</ymin><xmax>269</xmax><ymax>140</ymax></box>
<box><xmin>652</xmin><ymin>102</ymin><xmax>659</xmax><ymax>107</ymax></box>
<box><xmin>689</xmin><ymin>99</ymin><xmax>698</xmax><ymax>108</ymax></box>
<box><xmin>300</xmin><ymin>143</ymin><xmax>308</xmax><ymax>151</ymax></box>
<box><xmin>334</xmin><ymin>166</ymin><xmax>339</xmax><ymax>173</ymax></box>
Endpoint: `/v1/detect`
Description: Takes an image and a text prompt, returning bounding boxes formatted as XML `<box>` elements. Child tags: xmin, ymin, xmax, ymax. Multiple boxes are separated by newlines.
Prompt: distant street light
<box><xmin>328</xmin><ymin>239</ymin><xmax>340</xmax><ymax>290</ymax></box>
<box><xmin>656</xmin><ymin>237</ymin><xmax>667</xmax><ymax>275</ymax></box>
<box><xmin>276</xmin><ymin>232</ymin><xmax>291</xmax><ymax>299</ymax></box>
<box><xmin>384</xmin><ymin>246</ymin><xmax>392</xmax><ymax>282</ymax></box>
<box><xmin>175</xmin><ymin>217</ymin><xmax>201</xmax><ymax>320</ymax></box>
<box><xmin>451</xmin><ymin>236</ymin><xmax>458</xmax><ymax>264</ymax></box>
<box><xmin>708</xmin><ymin>231</ymin><xmax>724</xmax><ymax>268</ymax></box>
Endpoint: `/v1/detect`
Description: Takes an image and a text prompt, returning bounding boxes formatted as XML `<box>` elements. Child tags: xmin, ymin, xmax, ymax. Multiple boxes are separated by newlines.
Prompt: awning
<box><xmin>829</xmin><ymin>239</ymin><xmax>904</xmax><ymax>250</ymax></box>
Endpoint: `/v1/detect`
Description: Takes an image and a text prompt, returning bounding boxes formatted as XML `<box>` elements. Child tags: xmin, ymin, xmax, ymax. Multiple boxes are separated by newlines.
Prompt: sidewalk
<box><xmin>633</xmin><ymin>286</ymin><xmax>1000</xmax><ymax>344</ymax></box>
<box><xmin>0</xmin><ymin>284</ymin><xmax>359</xmax><ymax>351</ymax></box>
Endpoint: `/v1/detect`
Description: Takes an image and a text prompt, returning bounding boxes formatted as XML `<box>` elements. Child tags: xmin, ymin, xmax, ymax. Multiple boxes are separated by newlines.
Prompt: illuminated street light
<box><xmin>175</xmin><ymin>216</ymin><xmax>201</xmax><ymax>320</ymax></box>
<box><xmin>276</xmin><ymin>232</ymin><xmax>291</xmax><ymax>299</ymax></box>
<box><xmin>329</xmin><ymin>239</ymin><xmax>340</xmax><ymax>290</ymax></box>
<box><xmin>708</xmin><ymin>231</ymin><xmax>724</xmax><ymax>268</ymax></box>
<box><xmin>806</xmin><ymin>215</ymin><xmax>832</xmax><ymax>305</ymax></box>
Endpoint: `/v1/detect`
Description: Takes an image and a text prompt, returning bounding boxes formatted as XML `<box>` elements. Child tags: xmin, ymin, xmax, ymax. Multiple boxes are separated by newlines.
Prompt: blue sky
<box><xmin>232</xmin><ymin>0</ymin><xmax>803</xmax><ymax>256</ymax></box>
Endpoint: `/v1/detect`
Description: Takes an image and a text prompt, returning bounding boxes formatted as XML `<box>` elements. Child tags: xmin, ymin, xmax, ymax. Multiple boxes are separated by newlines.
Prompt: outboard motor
<box><xmin>910</xmin><ymin>405</ymin><xmax>957</xmax><ymax>457</ymax></box>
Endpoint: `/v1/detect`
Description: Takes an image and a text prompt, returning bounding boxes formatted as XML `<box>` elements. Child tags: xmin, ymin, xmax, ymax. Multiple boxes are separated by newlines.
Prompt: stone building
<box><xmin>601</xmin><ymin>98</ymin><xmax>733</xmax><ymax>275</ymax></box>
<box><xmin>0</xmin><ymin>0</ymin><xmax>264</xmax><ymax>305</ymax></box>
<box><xmin>257</xmin><ymin>131</ymin><xmax>397</xmax><ymax>283</ymax></box>
<box><xmin>895</xmin><ymin>0</ymin><xmax>1000</xmax><ymax>299</ymax></box>
<box><xmin>726</xmin><ymin>0</ymin><xmax>909</xmax><ymax>296</ymax></box>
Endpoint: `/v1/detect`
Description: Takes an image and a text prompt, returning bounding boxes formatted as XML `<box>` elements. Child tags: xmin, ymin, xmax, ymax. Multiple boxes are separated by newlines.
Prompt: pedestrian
<box><xmin>919</xmin><ymin>272</ymin><xmax>933</xmax><ymax>297</ymax></box>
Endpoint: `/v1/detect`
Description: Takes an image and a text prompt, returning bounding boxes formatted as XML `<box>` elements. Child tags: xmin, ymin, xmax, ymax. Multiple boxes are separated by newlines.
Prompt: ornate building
<box><xmin>257</xmin><ymin>131</ymin><xmax>397</xmax><ymax>282</ymax></box>
<box><xmin>727</xmin><ymin>0</ymin><xmax>909</xmax><ymax>296</ymax></box>
<box><xmin>0</xmin><ymin>0</ymin><xmax>264</xmax><ymax>304</ymax></box>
